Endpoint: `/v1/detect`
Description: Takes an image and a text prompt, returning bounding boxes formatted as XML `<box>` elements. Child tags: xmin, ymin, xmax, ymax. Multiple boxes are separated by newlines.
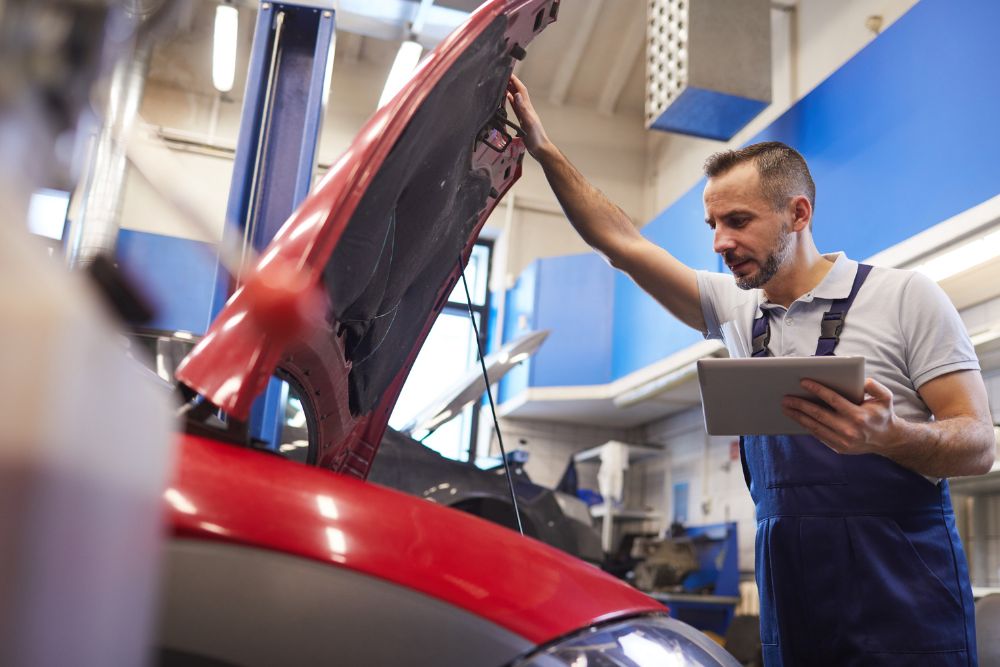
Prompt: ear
<box><xmin>788</xmin><ymin>195</ymin><xmax>812</xmax><ymax>232</ymax></box>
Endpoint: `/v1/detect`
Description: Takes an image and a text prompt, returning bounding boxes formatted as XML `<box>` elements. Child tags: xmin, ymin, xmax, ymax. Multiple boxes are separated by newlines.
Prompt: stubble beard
<box><xmin>732</xmin><ymin>226</ymin><xmax>793</xmax><ymax>290</ymax></box>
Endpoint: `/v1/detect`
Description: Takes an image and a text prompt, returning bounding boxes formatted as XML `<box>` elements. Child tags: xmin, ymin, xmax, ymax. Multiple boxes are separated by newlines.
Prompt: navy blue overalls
<box><xmin>741</xmin><ymin>264</ymin><xmax>978</xmax><ymax>666</ymax></box>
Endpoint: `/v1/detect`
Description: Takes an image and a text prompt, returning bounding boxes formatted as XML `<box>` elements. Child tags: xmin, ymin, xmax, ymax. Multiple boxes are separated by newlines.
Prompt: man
<box><xmin>507</xmin><ymin>75</ymin><xmax>996</xmax><ymax>666</ymax></box>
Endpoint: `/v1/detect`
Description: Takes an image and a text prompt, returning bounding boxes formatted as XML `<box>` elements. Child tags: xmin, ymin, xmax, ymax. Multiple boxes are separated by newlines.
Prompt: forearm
<box><xmin>534</xmin><ymin>143</ymin><xmax>640</xmax><ymax>264</ymax></box>
<box><xmin>883</xmin><ymin>415</ymin><xmax>996</xmax><ymax>478</ymax></box>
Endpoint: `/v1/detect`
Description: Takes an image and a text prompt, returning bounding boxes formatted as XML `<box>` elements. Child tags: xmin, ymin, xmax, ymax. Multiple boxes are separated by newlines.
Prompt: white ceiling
<box><xmin>145</xmin><ymin>0</ymin><xmax>647</xmax><ymax>120</ymax></box>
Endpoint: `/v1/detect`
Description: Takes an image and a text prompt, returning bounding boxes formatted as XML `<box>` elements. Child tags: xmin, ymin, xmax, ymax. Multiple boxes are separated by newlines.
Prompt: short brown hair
<box><xmin>704</xmin><ymin>141</ymin><xmax>816</xmax><ymax>215</ymax></box>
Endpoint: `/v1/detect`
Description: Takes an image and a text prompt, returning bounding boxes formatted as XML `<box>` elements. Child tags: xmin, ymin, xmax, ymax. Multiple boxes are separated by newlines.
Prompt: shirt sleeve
<box><xmin>899</xmin><ymin>271</ymin><xmax>981</xmax><ymax>389</ymax></box>
<box><xmin>696</xmin><ymin>269</ymin><xmax>750</xmax><ymax>341</ymax></box>
<box><xmin>696</xmin><ymin>270</ymin><xmax>726</xmax><ymax>339</ymax></box>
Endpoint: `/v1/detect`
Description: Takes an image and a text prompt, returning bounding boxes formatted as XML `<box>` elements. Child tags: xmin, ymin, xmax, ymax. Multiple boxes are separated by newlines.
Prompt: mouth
<box><xmin>728</xmin><ymin>259</ymin><xmax>754</xmax><ymax>274</ymax></box>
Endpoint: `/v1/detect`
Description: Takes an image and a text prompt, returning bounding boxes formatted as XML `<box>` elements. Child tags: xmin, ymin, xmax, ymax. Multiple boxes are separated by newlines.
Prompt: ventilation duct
<box><xmin>645</xmin><ymin>0</ymin><xmax>771</xmax><ymax>141</ymax></box>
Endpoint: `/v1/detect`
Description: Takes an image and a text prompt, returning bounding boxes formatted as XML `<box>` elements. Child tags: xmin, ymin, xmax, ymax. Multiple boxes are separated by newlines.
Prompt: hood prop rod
<box><xmin>458</xmin><ymin>256</ymin><xmax>524</xmax><ymax>536</ymax></box>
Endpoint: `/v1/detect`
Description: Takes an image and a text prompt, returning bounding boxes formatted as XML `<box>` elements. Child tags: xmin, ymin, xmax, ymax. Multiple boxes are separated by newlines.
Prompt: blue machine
<box><xmin>649</xmin><ymin>522</ymin><xmax>741</xmax><ymax>637</ymax></box>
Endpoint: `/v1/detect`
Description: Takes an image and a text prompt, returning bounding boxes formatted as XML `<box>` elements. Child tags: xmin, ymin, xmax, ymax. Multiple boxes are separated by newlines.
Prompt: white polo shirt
<box><xmin>696</xmin><ymin>252</ymin><xmax>981</xmax><ymax>424</ymax></box>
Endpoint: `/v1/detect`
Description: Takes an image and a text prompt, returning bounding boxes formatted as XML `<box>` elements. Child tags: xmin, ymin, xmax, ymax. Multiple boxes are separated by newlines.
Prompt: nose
<box><xmin>713</xmin><ymin>227</ymin><xmax>736</xmax><ymax>255</ymax></box>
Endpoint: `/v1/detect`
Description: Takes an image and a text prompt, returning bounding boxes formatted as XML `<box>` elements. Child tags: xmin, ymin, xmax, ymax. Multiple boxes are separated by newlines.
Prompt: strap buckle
<box><xmin>751</xmin><ymin>326</ymin><xmax>770</xmax><ymax>355</ymax></box>
<box><xmin>820</xmin><ymin>312</ymin><xmax>844</xmax><ymax>340</ymax></box>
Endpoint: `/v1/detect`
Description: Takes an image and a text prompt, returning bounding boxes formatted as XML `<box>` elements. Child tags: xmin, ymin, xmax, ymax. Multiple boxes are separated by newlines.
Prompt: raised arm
<box><xmin>507</xmin><ymin>76</ymin><xmax>705</xmax><ymax>333</ymax></box>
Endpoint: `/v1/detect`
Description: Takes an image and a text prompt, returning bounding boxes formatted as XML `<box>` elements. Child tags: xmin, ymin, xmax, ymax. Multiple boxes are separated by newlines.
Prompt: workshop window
<box><xmin>27</xmin><ymin>188</ymin><xmax>70</xmax><ymax>256</ymax></box>
<box><xmin>389</xmin><ymin>241</ymin><xmax>493</xmax><ymax>462</ymax></box>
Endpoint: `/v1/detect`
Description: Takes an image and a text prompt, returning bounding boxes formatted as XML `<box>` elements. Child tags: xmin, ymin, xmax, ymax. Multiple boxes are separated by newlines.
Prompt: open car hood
<box><xmin>175</xmin><ymin>0</ymin><xmax>559</xmax><ymax>478</ymax></box>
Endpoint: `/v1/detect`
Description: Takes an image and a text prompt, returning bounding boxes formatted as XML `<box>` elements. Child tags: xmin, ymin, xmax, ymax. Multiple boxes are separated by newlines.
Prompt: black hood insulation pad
<box><xmin>324</xmin><ymin>15</ymin><xmax>511</xmax><ymax>416</ymax></box>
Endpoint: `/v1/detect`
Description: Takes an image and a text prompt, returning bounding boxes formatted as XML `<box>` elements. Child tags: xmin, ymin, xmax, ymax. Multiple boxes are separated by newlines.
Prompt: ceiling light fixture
<box><xmin>911</xmin><ymin>228</ymin><xmax>1000</xmax><ymax>282</ymax></box>
<box><xmin>213</xmin><ymin>4</ymin><xmax>239</xmax><ymax>93</ymax></box>
<box><xmin>378</xmin><ymin>0</ymin><xmax>435</xmax><ymax>109</ymax></box>
<box><xmin>378</xmin><ymin>39</ymin><xmax>423</xmax><ymax>108</ymax></box>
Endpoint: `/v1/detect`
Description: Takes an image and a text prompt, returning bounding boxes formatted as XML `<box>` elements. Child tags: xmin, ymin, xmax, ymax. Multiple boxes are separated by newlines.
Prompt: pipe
<box><xmin>65</xmin><ymin>40</ymin><xmax>151</xmax><ymax>267</ymax></box>
<box><xmin>64</xmin><ymin>0</ymin><xmax>169</xmax><ymax>267</ymax></box>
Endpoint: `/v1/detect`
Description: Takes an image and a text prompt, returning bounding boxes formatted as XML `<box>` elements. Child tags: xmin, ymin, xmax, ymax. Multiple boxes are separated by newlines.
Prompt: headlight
<box><xmin>512</xmin><ymin>614</ymin><xmax>741</xmax><ymax>667</ymax></box>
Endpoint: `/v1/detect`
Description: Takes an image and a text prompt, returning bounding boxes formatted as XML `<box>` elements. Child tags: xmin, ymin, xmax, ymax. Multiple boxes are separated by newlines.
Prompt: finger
<box><xmin>784</xmin><ymin>407</ymin><xmax>850</xmax><ymax>453</ymax></box>
<box><xmin>508</xmin><ymin>74</ymin><xmax>527</xmax><ymax>95</ymax></box>
<box><xmin>863</xmin><ymin>377</ymin><xmax>892</xmax><ymax>401</ymax></box>
<box><xmin>783</xmin><ymin>396</ymin><xmax>853</xmax><ymax>433</ymax></box>
<box><xmin>801</xmin><ymin>378</ymin><xmax>860</xmax><ymax>411</ymax></box>
<box><xmin>512</xmin><ymin>92</ymin><xmax>533</xmax><ymax>117</ymax></box>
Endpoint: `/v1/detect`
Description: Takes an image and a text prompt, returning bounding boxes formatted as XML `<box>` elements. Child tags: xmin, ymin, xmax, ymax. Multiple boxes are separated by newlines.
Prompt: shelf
<box><xmin>574</xmin><ymin>441</ymin><xmax>667</xmax><ymax>552</ymax></box>
<box><xmin>573</xmin><ymin>441</ymin><xmax>664</xmax><ymax>465</ymax></box>
<box><xmin>973</xmin><ymin>586</ymin><xmax>1000</xmax><ymax>599</ymax></box>
<box><xmin>949</xmin><ymin>465</ymin><xmax>1000</xmax><ymax>495</ymax></box>
<box><xmin>590</xmin><ymin>506</ymin><xmax>660</xmax><ymax>521</ymax></box>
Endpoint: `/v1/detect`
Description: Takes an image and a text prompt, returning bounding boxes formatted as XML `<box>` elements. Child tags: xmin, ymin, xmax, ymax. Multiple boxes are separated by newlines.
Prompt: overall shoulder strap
<box><xmin>814</xmin><ymin>263</ymin><xmax>873</xmax><ymax>356</ymax></box>
<box><xmin>751</xmin><ymin>309</ymin><xmax>770</xmax><ymax>357</ymax></box>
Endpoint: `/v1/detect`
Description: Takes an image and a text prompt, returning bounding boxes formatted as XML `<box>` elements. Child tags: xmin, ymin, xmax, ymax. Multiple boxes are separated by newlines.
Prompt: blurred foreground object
<box><xmin>0</xmin><ymin>0</ymin><xmax>111</xmax><ymax>222</ymax></box>
<box><xmin>0</xmin><ymin>224</ymin><xmax>175</xmax><ymax>666</ymax></box>
<box><xmin>0</xmin><ymin>1</ymin><xmax>176</xmax><ymax>665</ymax></box>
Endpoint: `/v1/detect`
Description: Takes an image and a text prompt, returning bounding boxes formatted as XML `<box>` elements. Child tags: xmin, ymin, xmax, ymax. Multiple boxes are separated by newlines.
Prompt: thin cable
<box><xmin>459</xmin><ymin>257</ymin><xmax>523</xmax><ymax>536</ymax></box>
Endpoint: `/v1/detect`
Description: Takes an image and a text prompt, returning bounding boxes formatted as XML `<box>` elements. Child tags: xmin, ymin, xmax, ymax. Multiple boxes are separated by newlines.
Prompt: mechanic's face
<box><xmin>704</xmin><ymin>163</ymin><xmax>795</xmax><ymax>290</ymax></box>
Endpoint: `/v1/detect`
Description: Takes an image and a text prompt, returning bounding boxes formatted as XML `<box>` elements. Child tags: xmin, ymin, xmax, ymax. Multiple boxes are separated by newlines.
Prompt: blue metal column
<box><xmin>213</xmin><ymin>1</ymin><xmax>336</xmax><ymax>447</ymax></box>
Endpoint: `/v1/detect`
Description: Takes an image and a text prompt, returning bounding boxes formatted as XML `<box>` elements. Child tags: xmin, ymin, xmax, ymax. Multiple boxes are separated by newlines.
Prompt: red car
<box><xmin>158</xmin><ymin>1</ymin><xmax>741</xmax><ymax>664</ymax></box>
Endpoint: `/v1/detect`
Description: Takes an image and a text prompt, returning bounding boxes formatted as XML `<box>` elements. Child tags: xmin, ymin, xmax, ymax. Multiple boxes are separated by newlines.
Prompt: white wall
<box><xmin>480</xmin><ymin>415</ymin><xmax>641</xmax><ymax>490</ymax></box>
<box><xmin>636</xmin><ymin>408</ymin><xmax>756</xmax><ymax>573</ymax></box>
<box><xmin>120</xmin><ymin>45</ymin><xmax>646</xmax><ymax>278</ymax></box>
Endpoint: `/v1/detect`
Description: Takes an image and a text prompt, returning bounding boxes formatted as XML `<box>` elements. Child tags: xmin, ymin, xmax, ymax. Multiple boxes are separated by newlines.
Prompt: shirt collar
<box><xmin>759</xmin><ymin>252</ymin><xmax>857</xmax><ymax>309</ymax></box>
<box><xmin>808</xmin><ymin>252</ymin><xmax>857</xmax><ymax>300</ymax></box>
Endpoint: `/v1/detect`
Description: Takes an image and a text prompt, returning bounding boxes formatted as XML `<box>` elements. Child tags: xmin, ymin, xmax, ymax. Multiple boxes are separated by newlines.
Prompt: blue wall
<box><xmin>502</xmin><ymin>0</ymin><xmax>1000</xmax><ymax>391</ymax></box>
<box><xmin>499</xmin><ymin>262</ymin><xmax>538</xmax><ymax>404</ymax></box>
<box><xmin>116</xmin><ymin>229</ymin><xmax>219</xmax><ymax>334</ymax></box>
<box><xmin>534</xmin><ymin>254</ymin><xmax>615</xmax><ymax>386</ymax></box>
<box><xmin>611</xmin><ymin>185</ymin><xmax>717</xmax><ymax>377</ymax></box>
<box><xmin>756</xmin><ymin>0</ymin><xmax>1000</xmax><ymax>260</ymax></box>
<box><xmin>499</xmin><ymin>254</ymin><xmax>616</xmax><ymax>402</ymax></box>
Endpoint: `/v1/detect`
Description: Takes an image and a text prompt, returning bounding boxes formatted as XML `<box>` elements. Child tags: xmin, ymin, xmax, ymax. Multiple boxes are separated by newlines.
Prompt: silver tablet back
<box><xmin>697</xmin><ymin>356</ymin><xmax>865</xmax><ymax>436</ymax></box>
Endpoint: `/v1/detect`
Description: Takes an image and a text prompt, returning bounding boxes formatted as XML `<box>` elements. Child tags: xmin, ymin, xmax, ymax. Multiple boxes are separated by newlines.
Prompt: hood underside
<box><xmin>324</xmin><ymin>15</ymin><xmax>508</xmax><ymax>417</ymax></box>
<box><xmin>176</xmin><ymin>0</ymin><xmax>559</xmax><ymax>477</ymax></box>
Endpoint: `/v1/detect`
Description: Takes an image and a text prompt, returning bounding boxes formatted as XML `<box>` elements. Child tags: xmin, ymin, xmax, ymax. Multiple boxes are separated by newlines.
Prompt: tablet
<box><xmin>696</xmin><ymin>356</ymin><xmax>865</xmax><ymax>436</ymax></box>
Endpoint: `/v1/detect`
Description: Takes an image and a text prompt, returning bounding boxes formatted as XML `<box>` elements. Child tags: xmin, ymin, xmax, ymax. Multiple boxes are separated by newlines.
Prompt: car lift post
<box><xmin>211</xmin><ymin>1</ymin><xmax>336</xmax><ymax>448</ymax></box>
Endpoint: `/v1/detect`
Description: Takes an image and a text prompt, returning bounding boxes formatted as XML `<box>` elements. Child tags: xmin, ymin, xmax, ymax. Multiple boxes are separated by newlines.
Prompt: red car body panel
<box><xmin>168</xmin><ymin>434</ymin><xmax>666</xmax><ymax>644</ymax></box>
<box><xmin>175</xmin><ymin>0</ymin><xmax>553</xmax><ymax>479</ymax></box>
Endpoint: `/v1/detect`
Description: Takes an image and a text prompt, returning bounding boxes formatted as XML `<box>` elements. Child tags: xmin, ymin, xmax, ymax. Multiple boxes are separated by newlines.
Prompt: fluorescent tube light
<box><xmin>912</xmin><ymin>229</ymin><xmax>1000</xmax><ymax>282</ymax></box>
<box><xmin>378</xmin><ymin>40</ymin><xmax>422</xmax><ymax>108</ymax></box>
<box><xmin>213</xmin><ymin>4</ymin><xmax>238</xmax><ymax>93</ymax></box>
